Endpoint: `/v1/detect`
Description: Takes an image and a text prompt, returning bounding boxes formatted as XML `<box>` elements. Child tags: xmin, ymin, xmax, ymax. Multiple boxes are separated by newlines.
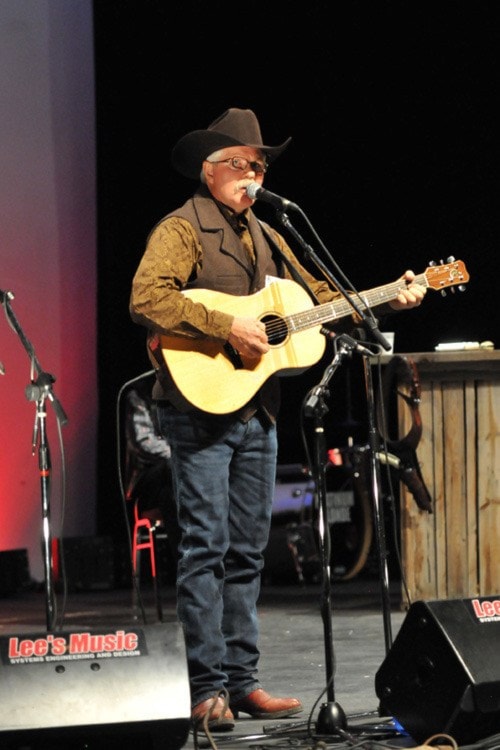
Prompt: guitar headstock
<box><xmin>425</xmin><ymin>258</ymin><xmax>469</xmax><ymax>294</ymax></box>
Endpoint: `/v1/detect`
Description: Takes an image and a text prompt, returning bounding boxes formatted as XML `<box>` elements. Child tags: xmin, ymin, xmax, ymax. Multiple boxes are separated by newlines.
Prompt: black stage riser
<box><xmin>0</xmin><ymin>622</ymin><xmax>190</xmax><ymax>749</ymax></box>
<box><xmin>375</xmin><ymin>597</ymin><xmax>500</xmax><ymax>744</ymax></box>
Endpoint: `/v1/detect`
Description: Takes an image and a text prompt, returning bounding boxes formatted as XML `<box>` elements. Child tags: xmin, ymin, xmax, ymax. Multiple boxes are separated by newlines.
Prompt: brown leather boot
<box><xmin>191</xmin><ymin>692</ymin><xmax>235</xmax><ymax>731</ymax></box>
<box><xmin>231</xmin><ymin>688</ymin><xmax>303</xmax><ymax>719</ymax></box>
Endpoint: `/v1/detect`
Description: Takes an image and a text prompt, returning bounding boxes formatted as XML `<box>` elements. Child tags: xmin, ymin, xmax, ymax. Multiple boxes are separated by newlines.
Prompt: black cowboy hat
<box><xmin>171</xmin><ymin>108</ymin><xmax>292</xmax><ymax>179</ymax></box>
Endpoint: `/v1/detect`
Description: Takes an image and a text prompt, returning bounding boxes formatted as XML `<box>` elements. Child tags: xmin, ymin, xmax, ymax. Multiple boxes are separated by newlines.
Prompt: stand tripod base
<box><xmin>316</xmin><ymin>701</ymin><xmax>347</xmax><ymax>735</ymax></box>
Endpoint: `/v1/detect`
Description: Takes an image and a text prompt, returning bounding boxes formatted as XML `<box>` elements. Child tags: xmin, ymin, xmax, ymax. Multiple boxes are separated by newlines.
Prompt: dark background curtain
<box><xmin>93</xmin><ymin>1</ymin><xmax>498</xmax><ymax>537</ymax></box>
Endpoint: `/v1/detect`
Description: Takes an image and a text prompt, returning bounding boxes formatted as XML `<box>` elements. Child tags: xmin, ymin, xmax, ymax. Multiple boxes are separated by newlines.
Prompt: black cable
<box><xmin>115</xmin><ymin>369</ymin><xmax>156</xmax><ymax>624</ymax></box>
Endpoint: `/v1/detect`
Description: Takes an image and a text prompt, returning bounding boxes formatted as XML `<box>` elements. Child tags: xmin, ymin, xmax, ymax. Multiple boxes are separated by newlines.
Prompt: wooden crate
<box><xmin>396</xmin><ymin>351</ymin><xmax>500</xmax><ymax>601</ymax></box>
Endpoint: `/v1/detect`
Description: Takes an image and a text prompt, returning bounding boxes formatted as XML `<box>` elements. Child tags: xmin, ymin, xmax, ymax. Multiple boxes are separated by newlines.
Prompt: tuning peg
<box><xmin>441</xmin><ymin>284</ymin><xmax>467</xmax><ymax>297</ymax></box>
<box><xmin>428</xmin><ymin>260</ymin><xmax>437</xmax><ymax>266</ymax></box>
<box><xmin>446</xmin><ymin>255</ymin><xmax>456</xmax><ymax>263</ymax></box>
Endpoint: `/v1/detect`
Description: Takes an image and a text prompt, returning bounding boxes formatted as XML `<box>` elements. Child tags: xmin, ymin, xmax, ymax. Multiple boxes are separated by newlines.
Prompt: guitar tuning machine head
<box><xmin>432</xmin><ymin>256</ymin><xmax>457</xmax><ymax>266</ymax></box>
<box><xmin>441</xmin><ymin>284</ymin><xmax>467</xmax><ymax>297</ymax></box>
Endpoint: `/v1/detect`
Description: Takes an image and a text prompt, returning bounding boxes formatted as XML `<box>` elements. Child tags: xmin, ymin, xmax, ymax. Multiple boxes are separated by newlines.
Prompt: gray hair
<box><xmin>200</xmin><ymin>149</ymin><xmax>225</xmax><ymax>183</ymax></box>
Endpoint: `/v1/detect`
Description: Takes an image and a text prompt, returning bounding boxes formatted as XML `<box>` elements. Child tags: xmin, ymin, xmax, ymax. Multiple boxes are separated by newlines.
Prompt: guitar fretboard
<box><xmin>285</xmin><ymin>273</ymin><xmax>427</xmax><ymax>334</ymax></box>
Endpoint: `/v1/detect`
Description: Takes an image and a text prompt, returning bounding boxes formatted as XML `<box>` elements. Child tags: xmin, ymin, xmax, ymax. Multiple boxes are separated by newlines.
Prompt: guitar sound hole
<box><xmin>263</xmin><ymin>314</ymin><xmax>288</xmax><ymax>346</ymax></box>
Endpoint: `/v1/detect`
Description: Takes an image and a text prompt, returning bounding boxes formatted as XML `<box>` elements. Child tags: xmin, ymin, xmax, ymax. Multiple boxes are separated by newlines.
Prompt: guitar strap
<box><xmin>376</xmin><ymin>355</ymin><xmax>433</xmax><ymax>513</ymax></box>
<box><xmin>258</xmin><ymin>221</ymin><xmax>322</xmax><ymax>306</ymax></box>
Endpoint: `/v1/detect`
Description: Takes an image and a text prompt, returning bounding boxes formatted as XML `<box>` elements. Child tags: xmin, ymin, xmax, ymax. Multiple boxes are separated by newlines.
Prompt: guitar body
<box><xmin>159</xmin><ymin>261</ymin><xmax>469</xmax><ymax>414</ymax></box>
<box><xmin>160</xmin><ymin>280</ymin><xmax>327</xmax><ymax>414</ymax></box>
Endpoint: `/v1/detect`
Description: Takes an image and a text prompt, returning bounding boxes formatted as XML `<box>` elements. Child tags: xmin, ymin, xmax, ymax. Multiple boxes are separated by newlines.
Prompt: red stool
<box><xmin>129</xmin><ymin>494</ymin><xmax>165</xmax><ymax>621</ymax></box>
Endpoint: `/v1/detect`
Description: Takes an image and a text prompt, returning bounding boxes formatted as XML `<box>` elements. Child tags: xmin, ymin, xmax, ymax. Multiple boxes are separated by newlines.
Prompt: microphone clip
<box><xmin>320</xmin><ymin>328</ymin><xmax>377</xmax><ymax>358</ymax></box>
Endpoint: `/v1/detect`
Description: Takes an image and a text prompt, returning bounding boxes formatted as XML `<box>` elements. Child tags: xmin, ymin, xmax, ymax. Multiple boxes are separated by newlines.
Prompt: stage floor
<box><xmin>0</xmin><ymin>572</ymin><xmax>415</xmax><ymax>750</ymax></box>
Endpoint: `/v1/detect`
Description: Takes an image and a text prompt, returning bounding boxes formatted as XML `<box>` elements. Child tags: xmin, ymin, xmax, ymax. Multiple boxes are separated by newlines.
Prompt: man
<box><xmin>129</xmin><ymin>108</ymin><xmax>426</xmax><ymax>731</ymax></box>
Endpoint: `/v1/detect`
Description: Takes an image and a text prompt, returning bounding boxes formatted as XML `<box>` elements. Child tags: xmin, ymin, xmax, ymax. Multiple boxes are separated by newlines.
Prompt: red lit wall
<box><xmin>0</xmin><ymin>1</ymin><xmax>96</xmax><ymax>582</ymax></box>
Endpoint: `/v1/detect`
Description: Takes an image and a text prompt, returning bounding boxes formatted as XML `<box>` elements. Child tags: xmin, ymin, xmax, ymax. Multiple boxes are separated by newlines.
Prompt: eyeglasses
<box><xmin>209</xmin><ymin>156</ymin><xmax>268</xmax><ymax>174</ymax></box>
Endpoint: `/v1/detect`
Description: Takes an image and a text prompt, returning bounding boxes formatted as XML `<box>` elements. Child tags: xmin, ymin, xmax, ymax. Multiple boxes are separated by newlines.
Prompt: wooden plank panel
<box><xmin>400</xmin><ymin>378</ymin><xmax>440</xmax><ymax>601</ymax></box>
<box><xmin>464</xmin><ymin>381</ymin><xmax>479</xmax><ymax>596</ymax></box>
<box><xmin>398</xmin><ymin>382</ymin><xmax>416</xmax><ymax>599</ymax></box>
<box><xmin>385</xmin><ymin>352</ymin><xmax>500</xmax><ymax>602</ymax></box>
<box><xmin>477</xmin><ymin>380</ymin><xmax>500</xmax><ymax>594</ymax></box>
<box><xmin>432</xmin><ymin>380</ymin><xmax>447</xmax><ymax>599</ymax></box>
<box><xmin>442</xmin><ymin>381</ymin><xmax>469</xmax><ymax>596</ymax></box>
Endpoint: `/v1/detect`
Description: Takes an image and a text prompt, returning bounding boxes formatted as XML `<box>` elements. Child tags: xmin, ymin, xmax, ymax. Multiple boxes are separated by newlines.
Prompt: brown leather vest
<box><xmin>171</xmin><ymin>188</ymin><xmax>284</xmax><ymax>295</ymax></box>
<box><xmin>153</xmin><ymin>189</ymin><xmax>284</xmax><ymax>423</ymax></box>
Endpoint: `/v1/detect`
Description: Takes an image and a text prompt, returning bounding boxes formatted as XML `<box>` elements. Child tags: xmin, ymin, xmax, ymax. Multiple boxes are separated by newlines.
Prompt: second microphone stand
<box><xmin>273</xmin><ymin>208</ymin><xmax>395</xmax><ymax>734</ymax></box>
<box><xmin>2</xmin><ymin>289</ymin><xmax>68</xmax><ymax>631</ymax></box>
<box><xmin>303</xmin><ymin>335</ymin><xmax>357</xmax><ymax>735</ymax></box>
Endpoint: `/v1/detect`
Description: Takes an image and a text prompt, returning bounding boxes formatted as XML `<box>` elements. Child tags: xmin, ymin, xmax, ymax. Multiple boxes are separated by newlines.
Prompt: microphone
<box><xmin>246</xmin><ymin>182</ymin><xmax>299</xmax><ymax>211</ymax></box>
<box><xmin>0</xmin><ymin>289</ymin><xmax>14</xmax><ymax>303</ymax></box>
<box><xmin>320</xmin><ymin>329</ymin><xmax>376</xmax><ymax>357</ymax></box>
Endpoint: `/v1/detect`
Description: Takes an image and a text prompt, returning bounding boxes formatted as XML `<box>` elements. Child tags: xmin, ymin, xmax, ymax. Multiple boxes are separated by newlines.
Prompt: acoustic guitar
<box><xmin>160</xmin><ymin>260</ymin><xmax>469</xmax><ymax>414</ymax></box>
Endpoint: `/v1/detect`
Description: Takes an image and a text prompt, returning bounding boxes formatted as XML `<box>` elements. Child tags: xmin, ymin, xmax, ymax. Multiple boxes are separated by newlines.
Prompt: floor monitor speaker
<box><xmin>375</xmin><ymin>597</ymin><xmax>500</xmax><ymax>744</ymax></box>
<box><xmin>0</xmin><ymin>621</ymin><xmax>190</xmax><ymax>749</ymax></box>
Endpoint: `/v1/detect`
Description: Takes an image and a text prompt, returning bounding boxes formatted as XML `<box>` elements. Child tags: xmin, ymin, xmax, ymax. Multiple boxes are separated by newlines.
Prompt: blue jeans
<box><xmin>157</xmin><ymin>405</ymin><xmax>278</xmax><ymax>708</ymax></box>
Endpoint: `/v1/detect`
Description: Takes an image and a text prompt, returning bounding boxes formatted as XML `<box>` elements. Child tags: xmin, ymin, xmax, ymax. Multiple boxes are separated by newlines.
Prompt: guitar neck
<box><xmin>286</xmin><ymin>273</ymin><xmax>428</xmax><ymax>332</ymax></box>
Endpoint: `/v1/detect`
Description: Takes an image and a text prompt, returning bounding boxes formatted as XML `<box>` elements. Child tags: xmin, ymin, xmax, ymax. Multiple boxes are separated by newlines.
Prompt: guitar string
<box><xmin>262</xmin><ymin>276</ymin><xmax>426</xmax><ymax>342</ymax></box>
<box><xmin>262</xmin><ymin>265</ymin><xmax>464</xmax><ymax>342</ymax></box>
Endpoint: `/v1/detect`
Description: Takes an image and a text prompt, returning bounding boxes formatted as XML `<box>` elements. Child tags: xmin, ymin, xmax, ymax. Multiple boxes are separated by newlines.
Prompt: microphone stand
<box><xmin>272</xmin><ymin>208</ymin><xmax>395</xmax><ymax>710</ymax></box>
<box><xmin>303</xmin><ymin>337</ymin><xmax>393</xmax><ymax>738</ymax></box>
<box><xmin>303</xmin><ymin>335</ymin><xmax>361</xmax><ymax>735</ymax></box>
<box><xmin>360</xmin><ymin>356</ymin><xmax>393</xmax><ymax>653</ymax></box>
<box><xmin>275</xmin><ymin>210</ymin><xmax>391</xmax><ymax>351</ymax></box>
<box><xmin>1</xmin><ymin>289</ymin><xmax>68</xmax><ymax>631</ymax></box>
